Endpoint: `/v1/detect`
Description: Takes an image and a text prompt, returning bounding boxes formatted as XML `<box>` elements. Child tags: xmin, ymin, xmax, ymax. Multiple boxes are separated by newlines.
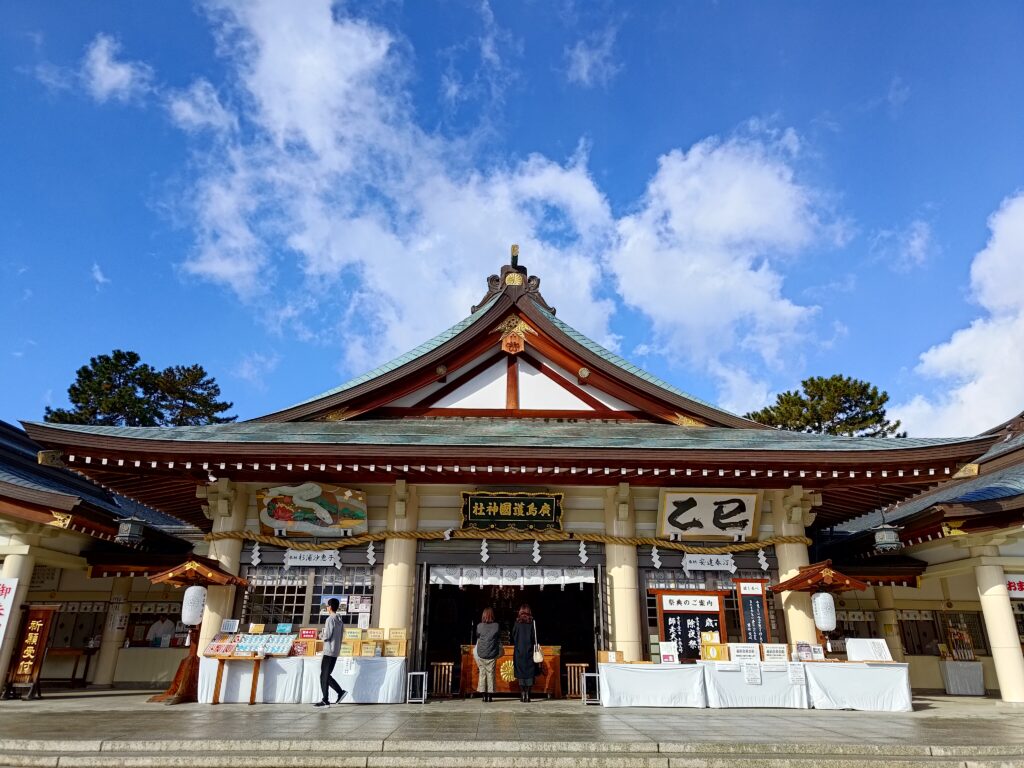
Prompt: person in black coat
<box><xmin>510</xmin><ymin>603</ymin><xmax>537</xmax><ymax>702</ymax></box>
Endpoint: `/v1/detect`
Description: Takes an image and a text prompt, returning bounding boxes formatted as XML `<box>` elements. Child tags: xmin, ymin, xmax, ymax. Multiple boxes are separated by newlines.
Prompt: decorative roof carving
<box><xmin>471</xmin><ymin>244</ymin><xmax>556</xmax><ymax>315</ymax></box>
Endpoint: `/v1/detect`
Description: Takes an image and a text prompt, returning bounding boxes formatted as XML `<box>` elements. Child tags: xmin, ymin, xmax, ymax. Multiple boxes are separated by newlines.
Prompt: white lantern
<box><xmin>812</xmin><ymin>592</ymin><xmax>837</xmax><ymax>632</ymax></box>
<box><xmin>181</xmin><ymin>585</ymin><xmax>207</xmax><ymax>626</ymax></box>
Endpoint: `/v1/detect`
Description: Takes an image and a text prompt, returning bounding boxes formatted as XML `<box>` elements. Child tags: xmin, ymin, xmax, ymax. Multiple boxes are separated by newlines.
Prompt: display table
<box><xmin>198</xmin><ymin>656</ymin><xmax>304</xmax><ymax>704</ymax></box>
<box><xmin>459</xmin><ymin>645</ymin><xmax>562</xmax><ymax>698</ymax></box>
<box><xmin>804</xmin><ymin>662</ymin><xmax>912</xmax><ymax>712</ymax></box>
<box><xmin>300</xmin><ymin>656</ymin><xmax>406</xmax><ymax>704</ymax></box>
<box><xmin>939</xmin><ymin>660</ymin><xmax>985</xmax><ymax>696</ymax></box>
<box><xmin>701</xmin><ymin>662</ymin><xmax>808</xmax><ymax>709</ymax></box>
<box><xmin>198</xmin><ymin>656</ymin><xmax>406</xmax><ymax>704</ymax></box>
<box><xmin>598</xmin><ymin>663</ymin><xmax>706</xmax><ymax>707</ymax></box>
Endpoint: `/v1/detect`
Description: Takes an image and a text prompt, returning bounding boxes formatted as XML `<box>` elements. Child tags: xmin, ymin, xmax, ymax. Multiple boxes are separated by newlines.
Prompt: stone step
<box><xmin>4</xmin><ymin>741</ymin><xmax>1023</xmax><ymax>768</ymax></box>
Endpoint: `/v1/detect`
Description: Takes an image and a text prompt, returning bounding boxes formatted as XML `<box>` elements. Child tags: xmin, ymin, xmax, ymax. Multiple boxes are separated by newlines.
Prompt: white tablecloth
<box><xmin>701</xmin><ymin>662</ymin><xmax>809</xmax><ymax>709</ymax></box>
<box><xmin>300</xmin><ymin>656</ymin><xmax>406</xmax><ymax>704</ymax></box>
<box><xmin>598</xmin><ymin>663</ymin><xmax>706</xmax><ymax>707</ymax></box>
<box><xmin>805</xmin><ymin>662</ymin><xmax>912</xmax><ymax>711</ymax></box>
<box><xmin>939</xmin><ymin>660</ymin><xmax>985</xmax><ymax>696</ymax></box>
<box><xmin>198</xmin><ymin>657</ymin><xmax>305</xmax><ymax>704</ymax></box>
<box><xmin>198</xmin><ymin>656</ymin><xmax>406</xmax><ymax>704</ymax></box>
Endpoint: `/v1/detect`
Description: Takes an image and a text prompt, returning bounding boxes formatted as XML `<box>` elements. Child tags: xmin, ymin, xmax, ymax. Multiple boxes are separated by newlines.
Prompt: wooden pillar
<box><xmin>379</xmin><ymin>482</ymin><xmax>419</xmax><ymax>631</ymax></box>
<box><xmin>198</xmin><ymin>482</ymin><xmax>248</xmax><ymax>651</ymax></box>
<box><xmin>605</xmin><ymin>484</ymin><xmax>642</xmax><ymax>661</ymax></box>
<box><xmin>770</xmin><ymin>488</ymin><xmax>818</xmax><ymax>646</ymax></box>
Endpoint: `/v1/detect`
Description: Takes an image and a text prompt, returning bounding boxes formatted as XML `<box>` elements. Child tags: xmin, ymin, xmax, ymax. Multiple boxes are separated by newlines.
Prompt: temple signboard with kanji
<box><xmin>460</xmin><ymin>491</ymin><xmax>563</xmax><ymax>530</ymax></box>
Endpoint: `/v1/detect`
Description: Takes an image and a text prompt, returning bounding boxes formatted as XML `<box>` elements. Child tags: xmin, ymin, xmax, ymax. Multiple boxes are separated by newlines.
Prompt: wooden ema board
<box><xmin>652</xmin><ymin>590</ymin><xmax>729</xmax><ymax>662</ymax></box>
<box><xmin>459</xmin><ymin>645</ymin><xmax>562</xmax><ymax>698</ymax></box>
<box><xmin>733</xmin><ymin>579</ymin><xmax>771</xmax><ymax>643</ymax></box>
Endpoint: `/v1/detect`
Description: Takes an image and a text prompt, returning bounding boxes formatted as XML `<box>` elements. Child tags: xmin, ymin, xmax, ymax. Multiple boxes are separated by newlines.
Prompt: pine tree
<box><xmin>745</xmin><ymin>375</ymin><xmax>905</xmax><ymax>437</ymax></box>
<box><xmin>45</xmin><ymin>350</ymin><xmax>235</xmax><ymax>427</ymax></box>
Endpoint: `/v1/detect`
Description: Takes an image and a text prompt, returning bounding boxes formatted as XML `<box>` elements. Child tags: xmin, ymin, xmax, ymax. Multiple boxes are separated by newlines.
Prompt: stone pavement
<box><xmin>0</xmin><ymin>690</ymin><xmax>1022</xmax><ymax>746</ymax></box>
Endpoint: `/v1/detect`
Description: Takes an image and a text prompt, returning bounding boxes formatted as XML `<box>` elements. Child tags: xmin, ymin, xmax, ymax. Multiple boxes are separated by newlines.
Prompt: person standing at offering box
<box><xmin>511</xmin><ymin>604</ymin><xmax>537</xmax><ymax>702</ymax></box>
<box><xmin>474</xmin><ymin>607</ymin><xmax>501</xmax><ymax>702</ymax></box>
<box><xmin>314</xmin><ymin>598</ymin><xmax>347</xmax><ymax>707</ymax></box>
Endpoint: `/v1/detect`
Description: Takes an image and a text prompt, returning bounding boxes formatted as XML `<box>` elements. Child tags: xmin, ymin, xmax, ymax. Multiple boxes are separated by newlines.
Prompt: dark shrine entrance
<box><xmin>423</xmin><ymin>582</ymin><xmax>597</xmax><ymax>697</ymax></box>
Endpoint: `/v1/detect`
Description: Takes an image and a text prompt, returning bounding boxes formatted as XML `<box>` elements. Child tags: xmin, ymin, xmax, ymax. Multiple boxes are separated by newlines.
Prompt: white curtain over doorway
<box><xmin>429</xmin><ymin>566</ymin><xmax>595</xmax><ymax>588</ymax></box>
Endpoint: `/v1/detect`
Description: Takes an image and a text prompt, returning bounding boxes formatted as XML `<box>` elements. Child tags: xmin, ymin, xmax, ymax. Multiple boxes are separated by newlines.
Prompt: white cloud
<box><xmin>170</xmin><ymin>0</ymin><xmax>619</xmax><ymax>378</ymax></box>
<box><xmin>91</xmin><ymin>262</ymin><xmax>110</xmax><ymax>288</ymax></box>
<box><xmin>139</xmin><ymin>2</ymin><xmax>843</xmax><ymax>413</ymax></box>
<box><xmin>606</xmin><ymin>130</ymin><xmax>835</xmax><ymax>412</ymax></box>
<box><xmin>167</xmin><ymin>79</ymin><xmax>236</xmax><ymax>133</ymax></box>
<box><xmin>893</xmin><ymin>193</ymin><xmax>1024</xmax><ymax>435</ymax></box>
<box><xmin>235</xmin><ymin>351</ymin><xmax>281</xmax><ymax>389</ymax></box>
<box><xmin>565</xmin><ymin>26</ymin><xmax>620</xmax><ymax>88</ymax></box>
<box><xmin>871</xmin><ymin>218</ymin><xmax>934</xmax><ymax>272</ymax></box>
<box><xmin>887</xmin><ymin>76</ymin><xmax>910</xmax><ymax>111</ymax></box>
<box><xmin>81</xmin><ymin>33</ymin><xmax>152</xmax><ymax>103</ymax></box>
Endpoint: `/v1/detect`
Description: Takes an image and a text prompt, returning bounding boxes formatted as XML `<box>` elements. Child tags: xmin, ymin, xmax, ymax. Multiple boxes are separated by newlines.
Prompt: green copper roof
<box><xmin>535</xmin><ymin>307</ymin><xmax>741</xmax><ymax>420</ymax></box>
<box><xmin>282</xmin><ymin>295</ymin><xmax>502</xmax><ymax>410</ymax></box>
<box><xmin>25</xmin><ymin>418</ymin><xmax>988</xmax><ymax>453</ymax></box>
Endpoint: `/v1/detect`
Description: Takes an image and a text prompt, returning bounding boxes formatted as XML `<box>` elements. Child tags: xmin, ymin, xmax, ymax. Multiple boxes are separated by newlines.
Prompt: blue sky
<box><xmin>2</xmin><ymin>1</ymin><xmax>1023</xmax><ymax>436</ymax></box>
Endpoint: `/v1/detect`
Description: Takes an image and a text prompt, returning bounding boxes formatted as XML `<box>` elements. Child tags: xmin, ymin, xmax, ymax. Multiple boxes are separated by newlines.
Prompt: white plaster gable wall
<box><xmin>518</xmin><ymin>359</ymin><xmax>593</xmax><ymax>410</ymax></box>
<box><xmin>529</xmin><ymin>351</ymin><xmax>638</xmax><ymax>411</ymax></box>
<box><xmin>431</xmin><ymin>358</ymin><xmax>508</xmax><ymax>408</ymax></box>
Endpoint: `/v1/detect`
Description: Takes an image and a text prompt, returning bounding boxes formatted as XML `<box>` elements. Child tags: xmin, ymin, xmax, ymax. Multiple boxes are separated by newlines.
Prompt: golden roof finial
<box><xmin>510</xmin><ymin>243</ymin><xmax>519</xmax><ymax>267</ymax></box>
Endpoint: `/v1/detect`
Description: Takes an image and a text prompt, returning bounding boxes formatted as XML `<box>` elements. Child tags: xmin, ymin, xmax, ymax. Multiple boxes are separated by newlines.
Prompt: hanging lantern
<box><xmin>812</xmin><ymin>592</ymin><xmax>837</xmax><ymax>632</ymax></box>
<box><xmin>181</xmin><ymin>585</ymin><xmax>207</xmax><ymax>626</ymax></box>
<box><xmin>115</xmin><ymin>516</ymin><xmax>145</xmax><ymax>546</ymax></box>
<box><xmin>873</xmin><ymin>523</ymin><xmax>902</xmax><ymax>553</ymax></box>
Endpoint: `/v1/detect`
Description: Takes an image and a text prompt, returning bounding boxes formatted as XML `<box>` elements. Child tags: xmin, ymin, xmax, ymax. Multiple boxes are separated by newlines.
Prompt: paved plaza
<box><xmin>1</xmin><ymin>689</ymin><xmax>1023</xmax><ymax>748</ymax></box>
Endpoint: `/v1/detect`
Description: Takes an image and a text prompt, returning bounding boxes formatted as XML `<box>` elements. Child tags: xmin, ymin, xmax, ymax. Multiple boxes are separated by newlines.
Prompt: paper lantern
<box><xmin>181</xmin><ymin>585</ymin><xmax>207</xmax><ymax>626</ymax></box>
<box><xmin>812</xmin><ymin>592</ymin><xmax>837</xmax><ymax>632</ymax></box>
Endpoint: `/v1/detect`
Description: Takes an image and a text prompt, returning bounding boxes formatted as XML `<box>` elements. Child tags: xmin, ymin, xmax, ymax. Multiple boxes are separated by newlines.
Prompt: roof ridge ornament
<box><xmin>471</xmin><ymin>244</ymin><xmax>557</xmax><ymax>316</ymax></box>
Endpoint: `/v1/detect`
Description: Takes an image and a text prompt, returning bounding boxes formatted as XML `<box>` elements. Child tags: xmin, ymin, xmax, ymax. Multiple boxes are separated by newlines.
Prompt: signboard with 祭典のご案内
<box><xmin>656</xmin><ymin>591</ymin><xmax>728</xmax><ymax>661</ymax></box>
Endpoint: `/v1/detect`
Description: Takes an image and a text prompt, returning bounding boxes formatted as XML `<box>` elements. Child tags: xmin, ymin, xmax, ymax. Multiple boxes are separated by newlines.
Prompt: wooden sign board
<box><xmin>653</xmin><ymin>590</ymin><xmax>729</xmax><ymax>662</ymax></box>
<box><xmin>734</xmin><ymin>579</ymin><xmax>771</xmax><ymax>643</ymax></box>
<box><xmin>258</xmin><ymin>483</ymin><xmax>368</xmax><ymax>537</ymax></box>
<box><xmin>657</xmin><ymin>489</ymin><xmax>762</xmax><ymax>541</ymax></box>
<box><xmin>460</xmin><ymin>491</ymin><xmax>563</xmax><ymax>531</ymax></box>
<box><xmin>4</xmin><ymin>605</ymin><xmax>58</xmax><ymax>699</ymax></box>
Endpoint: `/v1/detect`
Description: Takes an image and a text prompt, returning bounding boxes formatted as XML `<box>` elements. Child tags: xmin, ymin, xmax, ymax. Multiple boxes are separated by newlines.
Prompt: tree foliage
<box><xmin>744</xmin><ymin>374</ymin><xmax>906</xmax><ymax>437</ymax></box>
<box><xmin>44</xmin><ymin>350</ymin><xmax>236</xmax><ymax>427</ymax></box>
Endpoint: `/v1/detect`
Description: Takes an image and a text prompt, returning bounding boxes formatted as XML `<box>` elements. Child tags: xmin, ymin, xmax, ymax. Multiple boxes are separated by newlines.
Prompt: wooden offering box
<box><xmin>459</xmin><ymin>645</ymin><xmax>562</xmax><ymax>698</ymax></box>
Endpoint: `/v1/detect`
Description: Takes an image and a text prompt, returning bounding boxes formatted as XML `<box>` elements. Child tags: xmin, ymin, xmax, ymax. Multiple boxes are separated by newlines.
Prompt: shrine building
<box><xmin>9</xmin><ymin>249</ymin><xmax>1024</xmax><ymax>700</ymax></box>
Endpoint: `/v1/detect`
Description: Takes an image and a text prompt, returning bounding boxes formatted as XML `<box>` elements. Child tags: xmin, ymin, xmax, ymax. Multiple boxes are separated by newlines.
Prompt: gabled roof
<box><xmin>255</xmin><ymin>256</ymin><xmax>759</xmax><ymax>428</ymax></box>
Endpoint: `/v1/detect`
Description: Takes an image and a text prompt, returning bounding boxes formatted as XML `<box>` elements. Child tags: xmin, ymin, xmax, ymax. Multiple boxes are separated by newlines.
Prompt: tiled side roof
<box><xmin>23</xmin><ymin>418</ymin><xmax>987</xmax><ymax>452</ymax></box>
<box><xmin>976</xmin><ymin>431</ymin><xmax>1024</xmax><ymax>464</ymax></box>
<box><xmin>281</xmin><ymin>295</ymin><xmax>501</xmax><ymax>410</ymax></box>
<box><xmin>535</xmin><ymin>307</ymin><xmax>740</xmax><ymax>420</ymax></box>
<box><xmin>0</xmin><ymin>421</ymin><xmax>191</xmax><ymax>530</ymax></box>
<box><xmin>837</xmin><ymin>462</ymin><xmax>1024</xmax><ymax>533</ymax></box>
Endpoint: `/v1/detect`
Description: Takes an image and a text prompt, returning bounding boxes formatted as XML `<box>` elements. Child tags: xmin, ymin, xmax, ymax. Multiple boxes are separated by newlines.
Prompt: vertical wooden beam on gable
<box><xmin>506</xmin><ymin>354</ymin><xmax>520</xmax><ymax>410</ymax></box>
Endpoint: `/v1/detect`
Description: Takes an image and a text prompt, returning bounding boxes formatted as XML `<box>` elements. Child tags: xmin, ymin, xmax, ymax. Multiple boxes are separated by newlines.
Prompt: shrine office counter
<box><xmin>597</xmin><ymin>661</ymin><xmax>912</xmax><ymax>712</ymax></box>
<box><xmin>197</xmin><ymin>656</ymin><xmax>406</xmax><ymax>704</ymax></box>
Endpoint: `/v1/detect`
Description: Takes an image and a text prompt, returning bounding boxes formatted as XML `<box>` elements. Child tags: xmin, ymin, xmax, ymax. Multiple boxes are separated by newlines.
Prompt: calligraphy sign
<box><xmin>653</xmin><ymin>590</ymin><xmax>728</xmax><ymax>661</ymax></box>
<box><xmin>0</xmin><ymin>579</ymin><xmax>18</xmax><ymax>651</ymax></box>
<box><xmin>682</xmin><ymin>553</ymin><xmax>736</xmax><ymax>573</ymax></box>
<box><xmin>460</xmin><ymin>491</ymin><xmax>563</xmax><ymax>530</ymax></box>
<box><xmin>734</xmin><ymin>579</ymin><xmax>771</xmax><ymax>643</ymax></box>
<box><xmin>283</xmin><ymin>549</ymin><xmax>341</xmax><ymax>570</ymax></box>
<box><xmin>4</xmin><ymin>605</ymin><xmax>58</xmax><ymax>699</ymax></box>
<box><xmin>657</xmin><ymin>489</ymin><xmax>762</xmax><ymax>541</ymax></box>
<box><xmin>1005</xmin><ymin>574</ymin><xmax>1024</xmax><ymax>598</ymax></box>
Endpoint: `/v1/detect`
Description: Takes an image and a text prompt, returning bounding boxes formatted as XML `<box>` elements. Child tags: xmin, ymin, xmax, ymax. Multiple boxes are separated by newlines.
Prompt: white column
<box><xmin>91</xmin><ymin>576</ymin><xmax>133</xmax><ymax>686</ymax></box>
<box><xmin>198</xmin><ymin>483</ymin><xmax>248</xmax><ymax>650</ymax></box>
<box><xmin>379</xmin><ymin>483</ymin><xmax>419</xmax><ymax>631</ymax></box>
<box><xmin>605</xmin><ymin>484</ymin><xmax>642</xmax><ymax>661</ymax></box>
<box><xmin>0</xmin><ymin>535</ymin><xmax>37</xmax><ymax>686</ymax></box>
<box><xmin>872</xmin><ymin>586</ymin><xmax>905</xmax><ymax>662</ymax></box>
<box><xmin>972</xmin><ymin>545</ymin><xmax>1024</xmax><ymax>702</ymax></box>
<box><xmin>770</xmin><ymin>489</ymin><xmax>817</xmax><ymax>646</ymax></box>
